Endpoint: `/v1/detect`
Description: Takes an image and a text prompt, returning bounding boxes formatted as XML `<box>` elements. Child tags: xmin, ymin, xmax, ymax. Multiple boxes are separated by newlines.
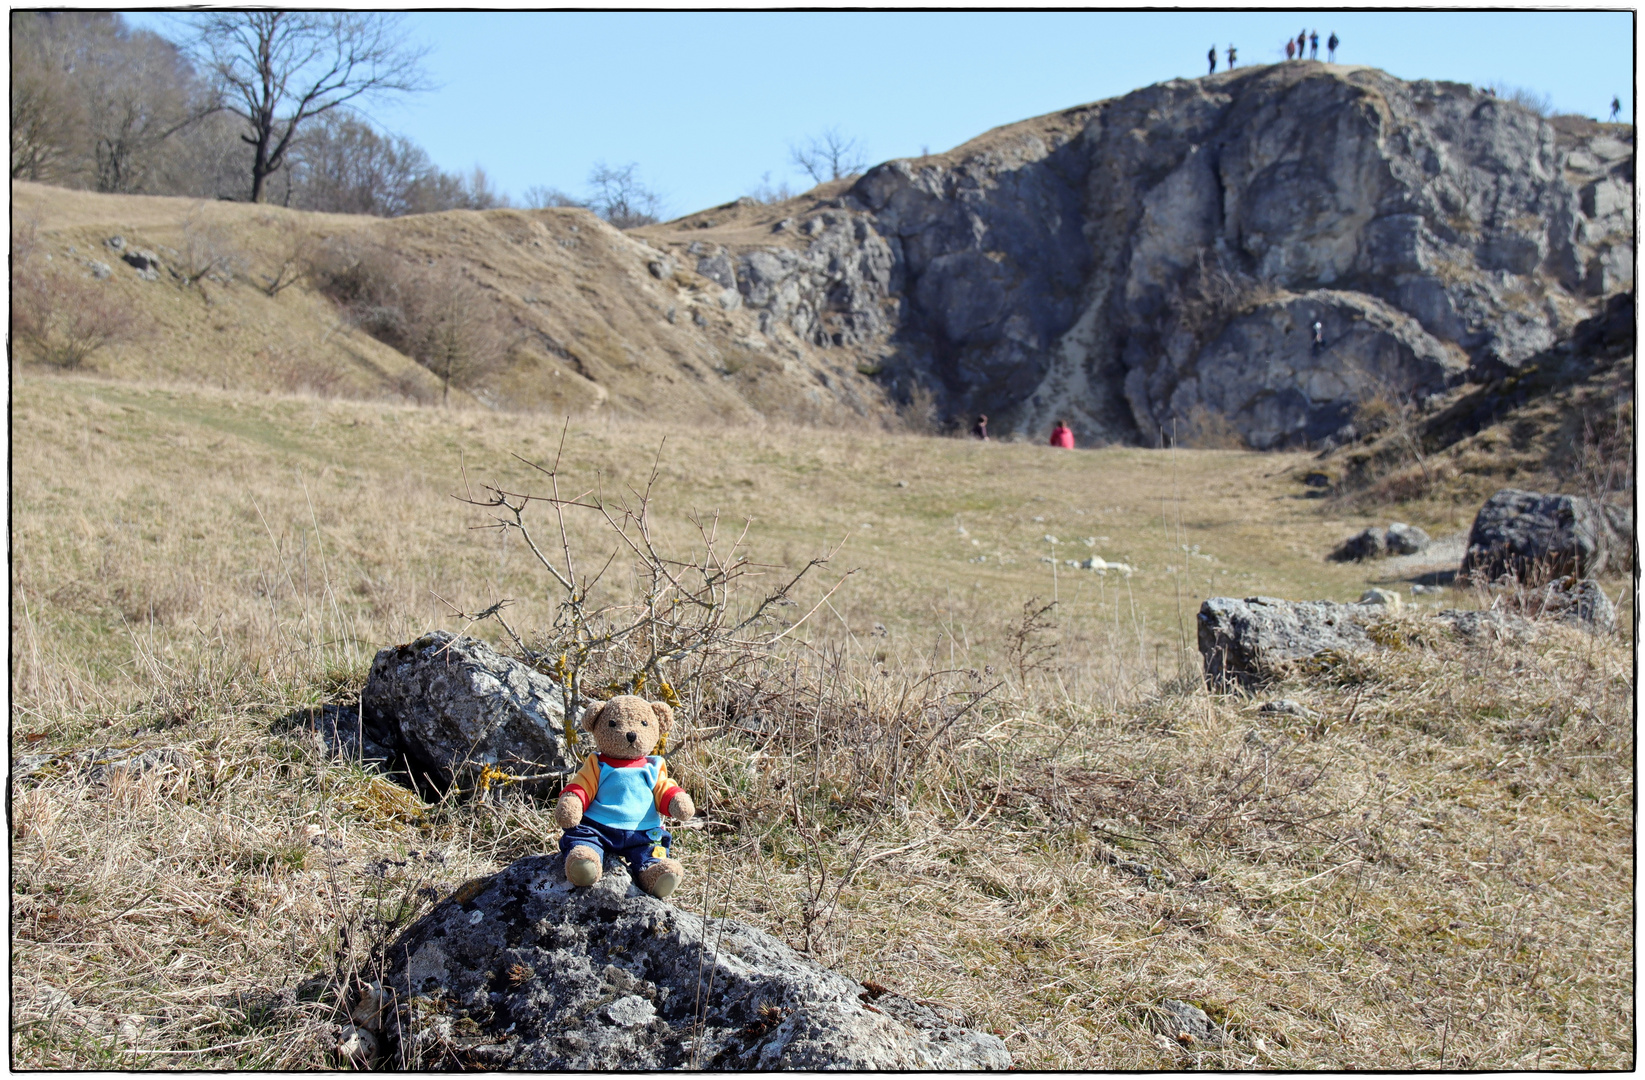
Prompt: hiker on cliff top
<box><xmin>1226</xmin><ymin>44</ymin><xmax>1237</xmax><ymax>69</ymax></box>
<box><xmin>1327</xmin><ymin>32</ymin><xmax>1339</xmax><ymax>61</ymax></box>
<box><xmin>1285</xmin><ymin>39</ymin><xmax>1295</xmax><ymax>61</ymax></box>
<box><xmin>1208</xmin><ymin>45</ymin><xmax>1217</xmax><ymax>75</ymax></box>
<box><xmin>1611</xmin><ymin>96</ymin><xmax>1622</xmax><ymax>121</ymax></box>
<box><xmin>1309</xmin><ymin>30</ymin><xmax>1319</xmax><ymax>60</ymax></box>
<box><xmin>1297</xmin><ymin>30</ymin><xmax>1307</xmax><ymax>60</ymax></box>
<box><xmin>972</xmin><ymin>414</ymin><xmax>989</xmax><ymax>441</ymax></box>
<box><xmin>1049</xmin><ymin>421</ymin><xmax>1075</xmax><ymax>449</ymax></box>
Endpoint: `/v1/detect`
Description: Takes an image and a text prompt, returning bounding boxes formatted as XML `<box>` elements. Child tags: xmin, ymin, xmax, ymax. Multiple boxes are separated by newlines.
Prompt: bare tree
<box><xmin>789</xmin><ymin>126</ymin><xmax>867</xmax><ymax>184</ymax></box>
<box><xmin>523</xmin><ymin>184</ymin><xmax>586</xmax><ymax>210</ymax></box>
<box><xmin>586</xmin><ymin>162</ymin><xmax>663</xmax><ymax>228</ymax></box>
<box><xmin>187</xmin><ymin>12</ymin><xmax>430</xmax><ymax>203</ymax></box>
<box><xmin>403</xmin><ymin>265</ymin><xmax>511</xmax><ymax>404</ymax></box>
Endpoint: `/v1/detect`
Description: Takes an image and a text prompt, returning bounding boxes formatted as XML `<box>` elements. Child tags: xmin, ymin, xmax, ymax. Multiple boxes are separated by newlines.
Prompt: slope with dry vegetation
<box><xmin>10</xmin><ymin>180</ymin><xmax>899</xmax><ymax>426</ymax></box>
<box><xmin>10</xmin><ymin>370</ymin><xmax>1634</xmax><ymax>1069</ymax></box>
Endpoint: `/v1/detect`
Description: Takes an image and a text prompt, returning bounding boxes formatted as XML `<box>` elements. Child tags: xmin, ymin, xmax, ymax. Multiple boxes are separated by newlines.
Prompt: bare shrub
<box><xmin>309</xmin><ymin>237</ymin><xmax>510</xmax><ymax>402</ymax></box>
<box><xmin>179</xmin><ymin>206</ymin><xmax>246</xmax><ymax>288</ymax></box>
<box><xmin>10</xmin><ymin>224</ymin><xmax>141</xmax><ymax>369</ymax></box>
<box><xmin>1176</xmin><ymin>404</ymin><xmax>1247</xmax><ymax>450</ymax></box>
<box><xmin>257</xmin><ymin>215</ymin><xmax>318</xmax><ymax>297</ymax></box>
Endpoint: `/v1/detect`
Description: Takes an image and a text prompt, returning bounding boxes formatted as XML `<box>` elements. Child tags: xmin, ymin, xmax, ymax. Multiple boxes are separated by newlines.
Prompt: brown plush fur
<box><xmin>554</xmin><ymin>695</ymin><xmax>694</xmax><ymax>898</ymax></box>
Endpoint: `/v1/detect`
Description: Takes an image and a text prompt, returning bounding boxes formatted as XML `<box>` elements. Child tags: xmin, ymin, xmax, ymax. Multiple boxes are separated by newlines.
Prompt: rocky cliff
<box><xmin>638</xmin><ymin>62</ymin><xmax>1634</xmax><ymax>448</ymax></box>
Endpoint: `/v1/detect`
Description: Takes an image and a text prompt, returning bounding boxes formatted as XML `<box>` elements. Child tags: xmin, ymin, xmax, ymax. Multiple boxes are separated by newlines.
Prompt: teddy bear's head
<box><xmin>579</xmin><ymin>694</ymin><xmax>673</xmax><ymax>759</ymax></box>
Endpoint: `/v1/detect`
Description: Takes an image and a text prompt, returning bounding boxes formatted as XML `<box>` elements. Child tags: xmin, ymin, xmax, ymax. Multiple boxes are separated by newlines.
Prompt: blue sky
<box><xmin>129</xmin><ymin>10</ymin><xmax>1634</xmax><ymax>218</ymax></box>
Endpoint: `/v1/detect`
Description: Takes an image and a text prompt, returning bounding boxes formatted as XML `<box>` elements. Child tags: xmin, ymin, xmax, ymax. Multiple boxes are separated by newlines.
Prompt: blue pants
<box><xmin>560</xmin><ymin>819</ymin><xmax>673</xmax><ymax>879</ymax></box>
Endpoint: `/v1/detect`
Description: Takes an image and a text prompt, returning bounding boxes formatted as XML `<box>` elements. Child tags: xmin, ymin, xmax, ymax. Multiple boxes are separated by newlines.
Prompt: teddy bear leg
<box><xmin>638</xmin><ymin>857</ymin><xmax>685</xmax><ymax>899</ymax></box>
<box><xmin>564</xmin><ymin>844</ymin><xmax>604</xmax><ymax>887</ymax></box>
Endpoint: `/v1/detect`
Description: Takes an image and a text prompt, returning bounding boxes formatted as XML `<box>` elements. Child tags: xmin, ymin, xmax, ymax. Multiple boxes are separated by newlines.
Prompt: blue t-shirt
<box><xmin>585</xmin><ymin>756</ymin><xmax>664</xmax><ymax>831</ymax></box>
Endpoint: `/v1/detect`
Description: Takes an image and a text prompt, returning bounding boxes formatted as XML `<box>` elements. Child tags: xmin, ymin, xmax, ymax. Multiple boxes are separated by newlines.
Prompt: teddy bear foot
<box><xmin>638</xmin><ymin>858</ymin><xmax>684</xmax><ymax>899</ymax></box>
<box><xmin>565</xmin><ymin>845</ymin><xmax>603</xmax><ymax>887</ymax></box>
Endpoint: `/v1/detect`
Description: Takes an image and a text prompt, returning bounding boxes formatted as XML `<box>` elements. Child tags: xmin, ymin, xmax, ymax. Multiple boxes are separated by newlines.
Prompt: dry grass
<box><xmin>10</xmin><ymin>372</ymin><xmax>1635</xmax><ymax>1069</ymax></box>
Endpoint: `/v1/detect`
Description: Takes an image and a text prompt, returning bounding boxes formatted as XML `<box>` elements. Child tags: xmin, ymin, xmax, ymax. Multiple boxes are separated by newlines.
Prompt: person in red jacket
<box><xmin>1048</xmin><ymin>420</ymin><xmax>1074</xmax><ymax>449</ymax></box>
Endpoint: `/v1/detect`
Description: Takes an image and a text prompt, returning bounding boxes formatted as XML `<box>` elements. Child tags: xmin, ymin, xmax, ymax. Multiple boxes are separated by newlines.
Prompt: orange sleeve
<box><xmin>653</xmin><ymin>759</ymin><xmax>685</xmax><ymax>814</ymax></box>
<box><xmin>564</xmin><ymin>755</ymin><xmax>601</xmax><ymax>809</ymax></box>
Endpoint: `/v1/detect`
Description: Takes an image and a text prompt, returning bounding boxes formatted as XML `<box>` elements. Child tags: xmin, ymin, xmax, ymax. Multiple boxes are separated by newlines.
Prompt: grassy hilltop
<box><xmin>11</xmin><ymin>362</ymin><xmax>1633</xmax><ymax>1069</ymax></box>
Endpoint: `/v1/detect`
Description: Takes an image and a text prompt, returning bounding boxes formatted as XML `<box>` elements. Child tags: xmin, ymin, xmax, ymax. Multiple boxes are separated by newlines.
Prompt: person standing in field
<box><xmin>972</xmin><ymin>414</ymin><xmax>989</xmax><ymax>440</ymax></box>
<box><xmin>1226</xmin><ymin>44</ymin><xmax>1237</xmax><ymax>69</ymax></box>
<box><xmin>1048</xmin><ymin>421</ymin><xmax>1074</xmax><ymax>449</ymax></box>
<box><xmin>1327</xmin><ymin>32</ymin><xmax>1339</xmax><ymax>61</ymax></box>
<box><xmin>1310</xmin><ymin>30</ymin><xmax>1319</xmax><ymax>59</ymax></box>
<box><xmin>1208</xmin><ymin>45</ymin><xmax>1217</xmax><ymax>75</ymax></box>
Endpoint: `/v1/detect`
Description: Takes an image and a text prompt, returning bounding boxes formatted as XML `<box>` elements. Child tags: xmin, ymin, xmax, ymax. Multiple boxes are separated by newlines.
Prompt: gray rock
<box><xmin>1257</xmin><ymin>699</ymin><xmax>1315</xmax><ymax>718</ymax></box>
<box><xmin>13</xmin><ymin>746</ymin><xmax>190</xmax><ymax>785</ymax></box>
<box><xmin>1461</xmin><ymin>488</ymin><xmax>1621</xmax><ymax>580</ymax></box>
<box><xmin>1433</xmin><ymin>608</ymin><xmax>1535</xmax><ymax>641</ymax></box>
<box><xmin>1527</xmin><ymin>576</ymin><xmax>1616</xmax><ymax>632</ymax></box>
<box><xmin>88</xmin><ymin>261</ymin><xmax>112</xmax><ymax>280</ymax></box>
<box><xmin>382</xmin><ymin>855</ymin><xmax>1011</xmax><ymax>1070</ymax></box>
<box><xmin>121</xmin><ymin>249</ymin><xmax>161</xmax><ymax>280</ymax></box>
<box><xmin>695</xmin><ymin>252</ymin><xmax>737</xmax><ymax>290</ymax></box>
<box><xmin>1331</xmin><ymin>527</ymin><xmax>1385</xmax><ymax>562</ymax></box>
<box><xmin>1359</xmin><ymin>587</ymin><xmax>1402</xmax><ymax>608</ymax></box>
<box><xmin>647</xmin><ymin>257</ymin><xmax>675</xmax><ymax>280</ymax></box>
<box><xmin>105</xmin><ymin>235</ymin><xmax>125</xmax><ymax>251</ymax></box>
<box><xmin>1384</xmin><ymin>522</ymin><xmax>1431</xmax><ymax>555</ymax></box>
<box><xmin>1197</xmin><ymin>596</ymin><xmax>1372</xmax><ymax>689</ymax></box>
<box><xmin>359</xmin><ymin>631</ymin><xmax>575</xmax><ymax>796</ymax></box>
<box><xmin>1159</xmin><ymin>999</ymin><xmax>1228</xmax><ymax>1048</ymax></box>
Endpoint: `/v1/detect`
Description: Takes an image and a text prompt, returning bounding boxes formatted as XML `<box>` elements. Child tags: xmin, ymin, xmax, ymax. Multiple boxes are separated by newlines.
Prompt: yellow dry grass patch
<box><xmin>10</xmin><ymin>372</ymin><xmax>1635</xmax><ymax>1069</ymax></box>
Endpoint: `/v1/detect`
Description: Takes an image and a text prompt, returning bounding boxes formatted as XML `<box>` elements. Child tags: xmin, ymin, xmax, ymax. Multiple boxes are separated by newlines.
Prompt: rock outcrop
<box><xmin>1197</xmin><ymin>596</ymin><xmax>1375</xmax><ymax>688</ymax></box>
<box><xmin>381</xmin><ymin>855</ymin><xmax>1011</xmax><ymax>1070</ymax></box>
<box><xmin>1460</xmin><ymin>488</ymin><xmax>1626</xmax><ymax>580</ymax></box>
<box><xmin>359</xmin><ymin>631</ymin><xmax>576</xmax><ymax>796</ymax></box>
<box><xmin>640</xmin><ymin>63</ymin><xmax>1633</xmax><ymax>446</ymax></box>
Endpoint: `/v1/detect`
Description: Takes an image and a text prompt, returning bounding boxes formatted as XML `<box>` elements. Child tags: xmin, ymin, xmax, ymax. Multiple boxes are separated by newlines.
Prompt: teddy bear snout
<box><xmin>625</xmin><ymin>730</ymin><xmax>637</xmax><ymax>744</ymax></box>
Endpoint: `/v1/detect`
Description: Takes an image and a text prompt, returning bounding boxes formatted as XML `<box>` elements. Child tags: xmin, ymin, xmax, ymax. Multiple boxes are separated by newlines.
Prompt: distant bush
<box><xmin>310</xmin><ymin>237</ymin><xmax>511</xmax><ymax>402</ymax></box>
<box><xmin>10</xmin><ymin>223</ymin><xmax>142</xmax><ymax>369</ymax></box>
<box><xmin>1487</xmin><ymin>82</ymin><xmax>1555</xmax><ymax>117</ymax></box>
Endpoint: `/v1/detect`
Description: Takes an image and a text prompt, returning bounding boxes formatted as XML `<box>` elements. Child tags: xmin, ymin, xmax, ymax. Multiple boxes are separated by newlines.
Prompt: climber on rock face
<box><xmin>1298</xmin><ymin>30</ymin><xmax>1308</xmax><ymax>60</ymax></box>
<box><xmin>1310</xmin><ymin>30</ymin><xmax>1319</xmax><ymax>59</ymax></box>
<box><xmin>1227</xmin><ymin>44</ymin><xmax>1237</xmax><ymax>69</ymax></box>
<box><xmin>1312</xmin><ymin>321</ymin><xmax>1325</xmax><ymax>351</ymax></box>
<box><xmin>1208</xmin><ymin>45</ymin><xmax>1217</xmax><ymax>75</ymax></box>
<box><xmin>1286</xmin><ymin>39</ymin><xmax>1295</xmax><ymax>61</ymax></box>
<box><xmin>1611</xmin><ymin>96</ymin><xmax>1622</xmax><ymax>121</ymax></box>
<box><xmin>1327</xmin><ymin>32</ymin><xmax>1339</xmax><ymax>61</ymax></box>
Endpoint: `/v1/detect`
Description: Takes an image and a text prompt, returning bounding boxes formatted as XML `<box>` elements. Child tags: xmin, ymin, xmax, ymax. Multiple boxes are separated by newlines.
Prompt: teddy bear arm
<box><xmin>667</xmin><ymin>791</ymin><xmax>695</xmax><ymax>822</ymax></box>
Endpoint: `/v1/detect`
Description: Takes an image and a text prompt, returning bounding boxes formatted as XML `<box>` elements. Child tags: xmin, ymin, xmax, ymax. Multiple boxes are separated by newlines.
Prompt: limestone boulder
<box><xmin>1197</xmin><ymin>596</ymin><xmax>1373</xmax><ymax>689</ymax></box>
<box><xmin>1460</xmin><ymin>489</ymin><xmax>1621</xmax><ymax>580</ymax></box>
<box><xmin>359</xmin><ymin>631</ymin><xmax>575</xmax><ymax>796</ymax></box>
<box><xmin>381</xmin><ymin>855</ymin><xmax>1011</xmax><ymax>1070</ymax></box>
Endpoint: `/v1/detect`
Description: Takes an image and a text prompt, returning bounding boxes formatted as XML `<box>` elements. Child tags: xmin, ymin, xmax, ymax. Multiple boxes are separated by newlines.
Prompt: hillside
<box><xmin>10</xmin><ymin>182</ymin><xmax>898</xmax><ymax>427</ymax></box>
<box><xmin>14</xmin><ymin>62</ymin><xmax>1634</xmax><ymax>449</ymax></box>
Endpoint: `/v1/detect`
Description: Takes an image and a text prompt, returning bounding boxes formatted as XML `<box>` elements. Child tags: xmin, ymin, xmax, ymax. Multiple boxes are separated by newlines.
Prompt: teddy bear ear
<box><xmin>650</xmin><ymin>701</ymin><xmax>674</xmax><ymax>732</ymax></box>
<box><xmin>579</xmin><ymin>701</ymin><xmax>606</xmax><ymax>733</ymax></box>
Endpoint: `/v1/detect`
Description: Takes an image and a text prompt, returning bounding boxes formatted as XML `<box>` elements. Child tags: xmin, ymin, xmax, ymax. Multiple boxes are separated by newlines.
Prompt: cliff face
<box><xmin>639</xmin><ymin>63</ymin><xmax>1634</xmax><ymax>447</ymax></box>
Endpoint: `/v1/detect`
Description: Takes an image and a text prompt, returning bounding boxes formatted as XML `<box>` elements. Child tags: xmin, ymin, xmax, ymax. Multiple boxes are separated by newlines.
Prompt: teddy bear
<box><xmin>554</xmin><ymin>694</ymin><xmax>696</xmax><ymax>898</ymax></box>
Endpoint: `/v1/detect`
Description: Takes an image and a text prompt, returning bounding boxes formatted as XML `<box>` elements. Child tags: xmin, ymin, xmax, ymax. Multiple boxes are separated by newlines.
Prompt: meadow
<box><xmin>10</xmin><ymin>370</ymin><xmax>1634</xmax><ymax>1069</ymax></box>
